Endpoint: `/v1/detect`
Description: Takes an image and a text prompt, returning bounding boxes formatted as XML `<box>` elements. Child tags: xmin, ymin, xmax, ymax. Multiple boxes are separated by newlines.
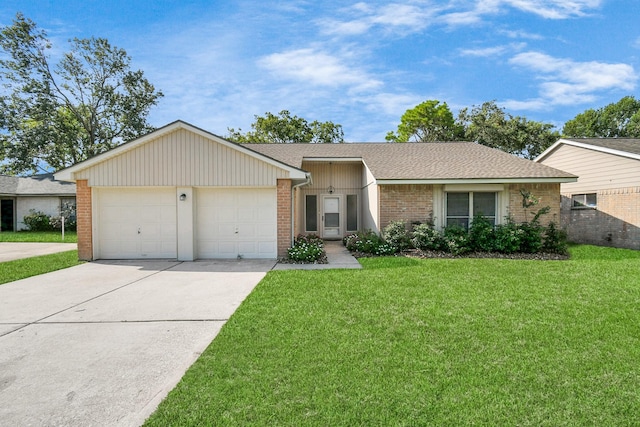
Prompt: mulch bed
<box><xmin>353</xmin><ymin>248</ymin><xmax>569</xmax><ymax>261</ymax></box>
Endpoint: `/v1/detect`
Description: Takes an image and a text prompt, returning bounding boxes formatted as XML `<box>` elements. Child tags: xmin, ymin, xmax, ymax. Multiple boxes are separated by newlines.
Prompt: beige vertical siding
<box><xmin>74</xmin><ymin>129</ymin><xmax>290</xmax><ymax>186</ymax></box>
<box><xmin>540</xmin><ymin>144</ymin><xmax>640</xmax><ymax>193</ymax></box>
<box><xmin>301</xmin><ymin>161</ymin><xmax>363</xmax><ymax>193</ymax></box>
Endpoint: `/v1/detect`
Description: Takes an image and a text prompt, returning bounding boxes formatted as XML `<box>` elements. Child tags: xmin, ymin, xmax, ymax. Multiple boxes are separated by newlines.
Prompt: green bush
<box><xmin>50</xmin><ymin>202</ymin><xmax>77</xmax><ymax>231</ymax></box>
<box><xmin>542</xmin><ymin>222</ymin><xmax>568</xmax><ymax>254</ymax></box>
<box><xmin>468</xmin><ymin>214</ymin><xmax>496</xmax><ymax>252</ymax></box>
<box><xmin>382</xmin><ymin>220</ymin><xmax>411</xmax><ymax>252</ymax></box>
<box><xmin>287</xmin><ymin>234</ymin><xmax>324</xmax><ymax>262</ymax></box>
<box><xmin>494</xmin><ymin>220</ymin><xmax>523</xmax><ymax>254</ymax></box>
<box><xmin>343</xmin><ymin>230</ymin><xmax>395</xmax><ymax>256</ymax></box>
<box><xmin>443</xmin><ymin>225</ymin><xmax>470</xmax><ymax>255</ymax></box>
<box><xmin>23</xmin><ymin>210</ymin><xmax>54</xmax><ymax>232</ymax></box>
<box><xmin>411</xmin><ymin>223</ymin><xmax>444</xmax><ymax>251</ymax></box>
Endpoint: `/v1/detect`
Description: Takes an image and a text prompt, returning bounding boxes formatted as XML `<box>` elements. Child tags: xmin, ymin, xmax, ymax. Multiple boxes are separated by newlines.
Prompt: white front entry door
<box><xmin>322</xmin><ymin>195</ymin><xmax>341</xmax><ymax>238</ymax></box>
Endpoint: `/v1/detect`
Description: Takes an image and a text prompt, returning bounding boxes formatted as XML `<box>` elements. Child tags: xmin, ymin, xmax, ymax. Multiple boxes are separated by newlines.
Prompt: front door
<box><xmin>322</xmin><ymin>195</ymin><xmax>341</xmax><ymax>238</ymax></box>
<box><xmin>1</xmin><ymin>199</ymin><xmax>14</xmax><ymax>232</ymax></box>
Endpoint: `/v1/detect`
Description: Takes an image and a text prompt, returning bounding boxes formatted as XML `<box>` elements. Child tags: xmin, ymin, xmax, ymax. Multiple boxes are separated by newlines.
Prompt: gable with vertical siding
<box><xmin>73</xmin><ymin>128</ymin><xmax>291</xmax><ymax>187</ymax></box>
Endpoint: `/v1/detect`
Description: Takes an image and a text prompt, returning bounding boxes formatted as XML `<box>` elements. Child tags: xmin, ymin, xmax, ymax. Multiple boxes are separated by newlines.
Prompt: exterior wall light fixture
<box><xmin>179</xmin><ymin>193</ymin><xmax>187</xmax><ymax>201</ymax></box>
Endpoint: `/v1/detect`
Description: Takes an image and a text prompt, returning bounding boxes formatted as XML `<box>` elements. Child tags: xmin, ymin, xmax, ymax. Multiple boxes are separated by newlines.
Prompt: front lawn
<box><xmin>0</xmin><ymin>230</ymin><xmax>77</xmax><ymax>243</ymax></box>
<box><xmin>145</xmin><ymin>245</ymin><xmax>640</xmax><ymax>426</ymax></box>
<box><xmin>0</xmin><ymin>250</ymin><xmax>82</xmax><ymax>285</ymax></box>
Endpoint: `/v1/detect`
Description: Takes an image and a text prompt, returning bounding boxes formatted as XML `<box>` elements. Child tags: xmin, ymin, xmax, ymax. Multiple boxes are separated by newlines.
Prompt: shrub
<box><xmin>343</xmin><ymin>230</ymin><xmax>396</xmax><ymax>256</ymax></box>
<box><xmin>494</xmin><ymin>220</ymin><xmax>523</xmax><ymax>254</ymax></box>
<box><xmin>287</xmin><ymin>234</ymin><xmax>324</xmax><ymax>263</ymax></box>
<box><xmin>411</xmin><ymin>223</ymin><xmax>444</xmax><ymax>251</ymax></box>
<box><xmin>542</xmin><ymin>222</ymin><xmax>568</xmax><ymax>254</ymax></box>
<box><xmin>382</xmin><ymin>220</ymin><xmax>411</xmax><ymax>252</ymax></box>
<box><xmin>518</xmin><ymin>222</ymin><xmax>544</xmax><ymax>253</ymax></box>
<box><xmin>23</xmin><ymin>210</ymin><xmax>54</xmax><ymax>231</ymax></box>
<box><xmin>50</xmin><ymin>202</ymin><xmax>77</xmax><ymax>231</ymax></box>
<box><xmin>443</xmin><ymin>225</ymin><xmax>470</xmax><ymax>255</ymax></box>
<box><xmin>468</xmin><ymin>215</ymin><xmax>496</xmax><ymax>252</ymax></box>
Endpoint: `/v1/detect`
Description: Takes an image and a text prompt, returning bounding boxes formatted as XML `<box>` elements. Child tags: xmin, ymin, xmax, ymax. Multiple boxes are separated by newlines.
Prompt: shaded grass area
<box><xmin>0</xmin><ymin>231</ymin><xmax>77</xmax><ymax>243</ymax></box>
<box><xmin>145</xmin><ymin>245</ymin><xmax>640</xmax><ymax>426</ymax></box>
<box><xmin>0</xmin><ymin>250</ymin><xmax>81</xmax><ymax>285</ymax></box>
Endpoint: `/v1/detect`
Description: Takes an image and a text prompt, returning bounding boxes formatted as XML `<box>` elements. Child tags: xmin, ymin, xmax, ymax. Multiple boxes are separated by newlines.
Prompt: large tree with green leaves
<box><xmin>458</xmin><ymin>101</ymin><xmax>559</xmax><ymax>159</ymax></box>
<box><xmin>563</xmin><ymin>96</ymin><xmax>640</xmax><ymax>138</ymax></box>
<box><xmin>0</xmin><ymin>13</ymin><xmax>163</xmax><ymax>175</ymax></box>
<box><xmin>227</xmin><ymin>110</ymin><xmax>344</xmax><ymax>143</ymax></box>
<box><xmin>386</xmin><ymin>100</ymin><xmax>463</xmax><ymax>142</ymax></box>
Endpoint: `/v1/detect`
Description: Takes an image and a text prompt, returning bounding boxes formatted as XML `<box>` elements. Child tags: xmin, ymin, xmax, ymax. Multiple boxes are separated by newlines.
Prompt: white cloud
<box><xmin>505</xmin><ymin>51</ymin><xmax>637</xmax><ymax>109</ymax></box>
<box><xmin>503</xmin><ymin>0</ymin><xmax>602</xmax><ymax>19</ymax></box>
<box><xmin>258</xmin><ymin>48</ymin><xmax>382</xmax><ymax>93</ymax></box>
<box><xmin>459</xmin><ymin>42</ymin><xmax>526</xmax><ymax>57</ymax></box>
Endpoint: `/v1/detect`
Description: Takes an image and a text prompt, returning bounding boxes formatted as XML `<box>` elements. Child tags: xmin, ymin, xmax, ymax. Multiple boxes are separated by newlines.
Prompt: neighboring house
<box><xmin>0</xmin><ymin>174</ymin><xmax>77</xmax><ymax>232</ymax></box>
<box><xmin>536</xmin><ymin>138</ymin><xmax>640</xmax><ymax>250</ymax></box>
<box><xmin>55</xmin><ymin>120</ymin><xmax>576</xmax><ymax>261</ymax></box>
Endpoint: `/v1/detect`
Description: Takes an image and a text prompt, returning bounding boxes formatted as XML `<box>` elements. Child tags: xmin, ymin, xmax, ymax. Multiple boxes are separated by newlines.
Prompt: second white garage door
<box><xmin>196</xmin><ymin>188</ymin><xmax>277</xmax><ymax>259</ymax></box>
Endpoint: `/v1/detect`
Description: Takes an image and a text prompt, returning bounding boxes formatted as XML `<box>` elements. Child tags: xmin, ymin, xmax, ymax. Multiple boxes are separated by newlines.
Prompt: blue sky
<box><xmin>1</xmin><ymin>0</ymin><xmax>639</xmax><ymax>141</ymax></box>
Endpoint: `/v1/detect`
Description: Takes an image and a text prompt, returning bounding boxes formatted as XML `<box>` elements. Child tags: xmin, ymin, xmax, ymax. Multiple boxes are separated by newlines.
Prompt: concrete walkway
<box><xmin>0</xmin><ymin>242</ymin><xmax>77</xmax><ymax>262</ymax></box>
<box><xmin>272</xmin><ymin>240</ymin><xmax>361</xmax><ymax>270</ymax></box>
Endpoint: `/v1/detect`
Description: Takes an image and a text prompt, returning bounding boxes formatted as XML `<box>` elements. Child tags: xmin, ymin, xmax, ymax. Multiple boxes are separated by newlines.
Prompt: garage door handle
<box><xmin>137</xmin><ymin>227</ymin><xmax>141</xmax><ymax>234</ymax></box>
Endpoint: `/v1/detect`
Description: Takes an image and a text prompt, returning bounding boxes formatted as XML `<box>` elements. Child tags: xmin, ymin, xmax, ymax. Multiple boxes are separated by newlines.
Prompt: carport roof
<box><xmin>246</xmin><ymin>142</ymin><xmax>577</xmax><ymax>183</ymax></box>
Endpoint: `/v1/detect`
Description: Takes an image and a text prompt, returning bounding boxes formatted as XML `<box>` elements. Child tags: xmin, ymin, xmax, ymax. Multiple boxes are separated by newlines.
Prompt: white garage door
<box><xmin>97</xmin><ymin>188</ymin><xmax>177</xmax><ymax>259</ymax></box>
<box><xmin>197</xmin><ymin>188</ymin><xmax>277</xmax><ymax>259</ymax></box>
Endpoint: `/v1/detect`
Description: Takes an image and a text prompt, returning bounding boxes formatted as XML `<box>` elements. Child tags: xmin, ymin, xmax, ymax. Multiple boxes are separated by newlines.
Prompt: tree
<box><xmin>386</xmin><ymin>100</ymin><xmax>462</xmax><ymax>142</ymax></box>
<box><xmin>0</xmin><ymin>14</ymin><xmax>163</xmax><ymax>174</ymax></box>
<box><xmin>459</xmin><ymin>101</ymin><xmax>559</xmax><ymax>159</ymax></box>
<box><xmin>563</xmin><ymin>96</ymin><xmax>640</xmax><ymax>138</ymax></box>
<box><xmin>227</xmin><ymin>110</ymin><xmax>344</xmax><ymax>143</ymax></box>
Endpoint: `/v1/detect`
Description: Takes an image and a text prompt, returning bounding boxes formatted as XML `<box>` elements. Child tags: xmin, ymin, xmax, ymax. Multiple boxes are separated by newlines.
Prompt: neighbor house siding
<box><xmin>15</xmin><ymin>196</ymin><xmax>67</xmax><ymax>231</ymax></box>
<box><xmin>507</xmin><ymin>183</ymin><xmax>561</xmax><ymax>226</ymax></box>
<box><xmin>379</xmin><ymin>184</ymin><xmax>434</xmax><ymax>230</ymax></box>
<box><xmin>74</xmin><ymin>129</ymin><xmax>290</xmax><ymax>187</ymax></box>
<box><xmin>540</xmin><ymin>144</ymin><xmax>640</xmax><ymax>193</ymax></box>
<box><xmin>560</xmin><ymin>187</ymin><xmax>640</xmax><ymax>249</ymax></box>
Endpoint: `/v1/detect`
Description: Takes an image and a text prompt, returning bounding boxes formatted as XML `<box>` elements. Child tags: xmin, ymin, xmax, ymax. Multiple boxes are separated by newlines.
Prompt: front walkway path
<box><xmin>272</xmin><ymin>240</ymin><xmax>361</xmax><ymax>270</ymax></box>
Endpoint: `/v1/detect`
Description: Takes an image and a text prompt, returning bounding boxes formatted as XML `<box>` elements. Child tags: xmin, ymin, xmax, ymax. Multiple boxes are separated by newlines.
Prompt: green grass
<box><xmin>0</xmin><ymin>230</ymin><xmax>77</xmax><ymax>243</ymax></box>
<box><xmin>0</xmin><ymin>250</ymin><xmax>82</xmax><ymax>285</ymax></box>
<box><xmin>145</xmin><ymin>245</ymin><xmax>640</xmax><ymax>426</ymax></box>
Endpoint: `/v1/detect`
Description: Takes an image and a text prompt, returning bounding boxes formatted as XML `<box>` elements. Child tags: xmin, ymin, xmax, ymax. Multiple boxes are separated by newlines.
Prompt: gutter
<box><xmin>291</xmin><ymin>173</ymin><xmax>312</xmax><ymax>247</ymax></box>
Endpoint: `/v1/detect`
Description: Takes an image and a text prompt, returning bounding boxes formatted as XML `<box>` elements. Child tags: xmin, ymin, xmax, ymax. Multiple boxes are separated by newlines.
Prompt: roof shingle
<box><xmin>246</xmin><ymin>142</ymin><xmax>576</xmax><ymax>180</ymax></box>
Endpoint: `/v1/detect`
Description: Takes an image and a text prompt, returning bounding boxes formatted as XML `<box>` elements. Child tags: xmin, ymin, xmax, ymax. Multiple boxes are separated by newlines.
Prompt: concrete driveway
<box><xmin>0</xmin><ymin>242</ymin><xmax>78</xmax><ymax>262</ymax></box>
<box><xmin>0</xmin><ymin>259</ymin><xmax>274</xmax><ymax>426</ymax></box>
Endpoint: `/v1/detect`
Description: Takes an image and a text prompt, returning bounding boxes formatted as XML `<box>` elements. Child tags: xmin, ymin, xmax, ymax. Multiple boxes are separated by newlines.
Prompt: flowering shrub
<box><xmin>443</xmin><ymin>225</ymin><xmax>470</xmax><ymax>255</ymax></box>
<box><xmin>468</xmin><ymin>215</ymin><xmax>496</xmax><ymax>252</ymax></box>
<box><xmin>382</xmin><ymin>220</ymin><xmax>411</xmax><ymax>252</ymax></box>
<box><xmin>23</xmin><ymin>210</ymin><xmax>54</xmax><ymax>231</ymax></box>
<box><xmin>343</xmin><ymin>230</ymin><xmax>395</xmax><ymax>255</ymax></box>
<box><xmin>411</xmin><ymin>223</ymin><xmax>444</xmax><ymax>251</ymax></box>
<box><xmin>287</xmin><ymin>234</ymin><xmax>325</xmax><ymax>262</ymax></box>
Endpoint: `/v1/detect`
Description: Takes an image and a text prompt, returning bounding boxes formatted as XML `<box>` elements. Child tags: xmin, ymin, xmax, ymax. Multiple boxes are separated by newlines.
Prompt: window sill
<box><xmin>571</xmin><ymin>206</ymin><xmax>597</xmax><ymax>210</ymax></box>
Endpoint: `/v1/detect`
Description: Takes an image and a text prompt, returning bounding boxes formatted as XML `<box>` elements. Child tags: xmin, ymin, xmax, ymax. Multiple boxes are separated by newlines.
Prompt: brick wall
<box><xmin>379</xmin><ymin>184</ymin><xmax>433</xmax><ymax>230</ymax></box>
<box><xmin>76</xmin><ymin>179</ymin><xmax>93</xmax><ymax>261</ymax></box>
<box><xmin>561</xmin><ymin>187</ymin><xmax>639</xmax><ymax>249</ymax></box>
<box><xmin>507</xmin><ymin>183</ymin><xmax>561</xmax><ymax>226</ymax></box>
<box><xmin>277</xmin><ymin>179</ymin><xmax>292</xmax><ymax>258</ymax></box>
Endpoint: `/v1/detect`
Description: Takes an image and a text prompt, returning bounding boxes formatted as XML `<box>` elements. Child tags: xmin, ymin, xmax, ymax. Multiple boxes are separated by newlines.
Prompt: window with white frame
<box><xmin>446</xmin><ymin>192</ymin><xmax>497</xmax><ymax>229</ymax></box>
<box><xmin>571</xmin><ymin>193</ymin><xmax>597</xmax><ymax>209</ymax></box>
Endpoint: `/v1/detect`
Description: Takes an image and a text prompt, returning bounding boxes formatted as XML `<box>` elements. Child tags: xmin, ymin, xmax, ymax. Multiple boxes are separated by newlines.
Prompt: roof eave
<box><xmin>536</xmin><ymin>138</ymin><xmax>640</xmax><ymax>162</ymax></box>
<box><xmin>375</xmin><ymin>177</ymin><xmax>578</xmax><ymax>185</ymax></box>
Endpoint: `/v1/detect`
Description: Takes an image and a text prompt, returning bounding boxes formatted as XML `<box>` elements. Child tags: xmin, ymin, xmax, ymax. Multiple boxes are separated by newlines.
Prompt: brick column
<box><xmin>76</xmin><ymin>179</ymin><xmax>93</xmax><ymax>261</ymax></box>
<box><xmin>277</xmin><ymin>179</ymin><xmax>292</xmax><ymax>258</ymax></box>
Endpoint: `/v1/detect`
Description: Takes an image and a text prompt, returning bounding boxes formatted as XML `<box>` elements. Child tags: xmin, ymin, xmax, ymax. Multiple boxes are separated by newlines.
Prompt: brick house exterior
<box><xmin>56</xmin><ymin>121</ymin><xmax>576</xmax><ymax>261</ymax></box>
<box><xmin>536</xmin><ymin>138</ymin><xmax>640</xmax><ymax>250</ymax></box>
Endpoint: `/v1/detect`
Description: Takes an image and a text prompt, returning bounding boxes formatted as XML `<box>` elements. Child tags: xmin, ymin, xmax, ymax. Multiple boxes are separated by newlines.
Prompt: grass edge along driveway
<box><xmin>145</xmin><ymin>245</ymin><xmax>640</xmax><ymax>426</ymax></box>
<box><xmin>0</xmin><ymin>250</ymin><xmax>81</xmax><ymax>285</ymax></box>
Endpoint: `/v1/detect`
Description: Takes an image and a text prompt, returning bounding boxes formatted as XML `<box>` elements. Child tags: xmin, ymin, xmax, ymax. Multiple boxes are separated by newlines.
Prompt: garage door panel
<box><xmin>98</xmin><ymin>188</ymin><xmax>177</xmax><ymax>259</ymax></box>
<box><xmin>196</xmin><ymin>188</ymin><xmax>277</xmax><ymax>259</ymax></box>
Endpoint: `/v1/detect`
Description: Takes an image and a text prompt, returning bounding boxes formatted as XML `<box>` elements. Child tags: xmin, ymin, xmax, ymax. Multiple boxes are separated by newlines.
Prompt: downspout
<box><xmin>291</xmin><ymin>172</ymin><xmax>312</xmax><ymax>246</ymax></box>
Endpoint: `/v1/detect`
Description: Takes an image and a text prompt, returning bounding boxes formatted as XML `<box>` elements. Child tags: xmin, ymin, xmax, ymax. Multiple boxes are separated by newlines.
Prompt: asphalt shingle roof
<box><xmin>0</xmin><ymin>174</ymin><xmax>76</xmax><ymax>196</ymax></box>
<box><xmin>246</xmin><ymin>142</ymin><xmax>576</xmax><ymax>180</ymax></box>
<box><xmin>561</xmin><ymin>138</ymin><xmax>640</xmax><ymax>156</ymax></box>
